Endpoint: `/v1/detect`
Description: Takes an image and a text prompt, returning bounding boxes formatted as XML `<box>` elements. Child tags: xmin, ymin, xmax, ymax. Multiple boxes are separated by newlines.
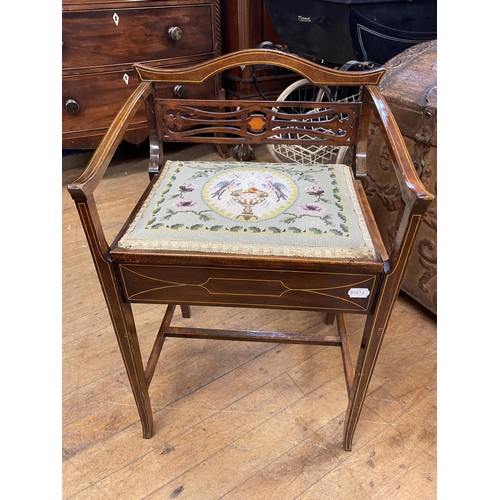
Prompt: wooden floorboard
<box><xmin>62</xmin><ymin>143</ymin><xmax>437</xmax><ymax>499</ymax></box>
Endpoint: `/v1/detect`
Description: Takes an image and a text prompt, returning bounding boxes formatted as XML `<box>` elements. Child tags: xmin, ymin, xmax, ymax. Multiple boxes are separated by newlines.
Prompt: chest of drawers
<box><xmin>62</xmin><ymin>0</ymin><xmax>221</xmax><ymax>149</ymax></box>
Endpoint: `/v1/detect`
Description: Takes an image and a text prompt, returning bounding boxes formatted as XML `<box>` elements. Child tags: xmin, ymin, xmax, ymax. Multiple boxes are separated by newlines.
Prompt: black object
<box><xmin>264</xmin><ymin>0</ymin><xmax>437</xmax><ymax>66</ymax></box>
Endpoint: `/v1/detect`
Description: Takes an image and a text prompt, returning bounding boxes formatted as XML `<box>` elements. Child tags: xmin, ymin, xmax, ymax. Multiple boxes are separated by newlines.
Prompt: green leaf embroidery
<box><xmin>162</xmin><ymin>209</ymin><xmax>176</xmax><ymax>220</ymax></box>
<box><xmin>321</xmin><ymin>215</ymin><xmax>333</xmax><ymax>226</ymax></box>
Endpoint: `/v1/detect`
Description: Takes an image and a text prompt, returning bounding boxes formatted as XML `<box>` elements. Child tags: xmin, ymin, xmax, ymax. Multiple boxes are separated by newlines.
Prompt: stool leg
<box><xmin>180</xmin><ymin>305</ymin><xmax>192</xmax><ymax>318</ymax></box>
<box><xmin>343</xmin><ymin>212</ymin><xmax>426</xmax><ymax>450</ymax></box>
<box><xmin>343</xmin><ymin>312</ymin><xmax>384</xmax><ymax>450</ymax></box>
<box><xmin>110</xmin><ymin>299</ymin><xmax>154</xmax><ymax>439</ymax></box>
<box><xmin>343</xmin><ymin>276</ymin><xmax>403</xmax><ymax>450</ymax></box>
<box><xmin>74</xmin><ymin>199</ymin><xmax>154</xmax><ymax>438</ymax></box>
<box><xmin>96</xmin><ymin>271</ymin><xmax>154</xmax><ymax>438</ymax></box>
<box><xmin>325</xmin><ymin>311</ymin><xmax>336</xmax><ymax>325</ymax></box>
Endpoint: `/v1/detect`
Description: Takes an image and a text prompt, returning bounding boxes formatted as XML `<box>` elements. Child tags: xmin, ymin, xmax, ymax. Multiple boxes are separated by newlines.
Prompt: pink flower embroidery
<box><xmin>179</xmin><ymin>183</ymin><xmax>197</xmax><ymax>198</ymax></box>
<box><xmin>305</xmin><ymin>186</ymin><xmax>325</xmax><ymax>197</ymax></box>
<box><xmin>299</xmin><ymin>203</ymin><xmax>325</xmax><ymax>214</ymax></box>
<box><xmin>175</xmin><ymin>200</ymin><xmax>197</xmax><ymax>211</ymax></box>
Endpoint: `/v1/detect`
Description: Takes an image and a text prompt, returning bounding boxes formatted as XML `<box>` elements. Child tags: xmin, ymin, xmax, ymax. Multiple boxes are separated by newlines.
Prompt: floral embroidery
<box><xmin>143</xmin><ymin>162</ymin><xmax>351</xmax><ymax>238</ymax></box>
<box><xmin>305</xmin><ymin>186</ymin><xmax>326</xmax><ymax>202</ymax></box>
<box><xmin>178</xmin><ymin>183</ymin><xmax>197</xmax><ymax>197</ymax></box>
<box><xmin>119</xmin><ymin>160</ymin><xmax>376</xmax><ymax>259</ymax></box>
<box><xmin>299</xmin><ymin>203</ymin><xmax>325</xmax><ymax>214</ymax></box>
<box><xmin>175</xmin><ymin>199</ymin><xmax>197</xmax><ymax>210</ymax></box>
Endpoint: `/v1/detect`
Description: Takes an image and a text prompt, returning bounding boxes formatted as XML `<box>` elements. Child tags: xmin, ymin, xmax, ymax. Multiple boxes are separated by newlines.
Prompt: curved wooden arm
<box><xmin>134</xmin><ymin>49</ymin><xmax>385</xmax><ymax>86</ymax></box>
<box><xmin>68</xmin><ymin>82</ymin><xmax>152</xmax><ymax>201</ymax></box>
<box><xmin>362</xmin><ymin>86</ymin><xmax>434</xmax><ymax>270</ymax></box>
<box><xmin>67</xmin><ymin>82</ymin><xmax>152</xmax><ymax>260</ymax></box>
<box><xmin>364</xmin><ymin>86</ymin><xmax>433</xmax><ymax>209</ymax></box>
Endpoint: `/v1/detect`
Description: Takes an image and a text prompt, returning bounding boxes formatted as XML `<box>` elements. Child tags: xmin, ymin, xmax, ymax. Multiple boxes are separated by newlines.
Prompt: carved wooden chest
<box><xmin>364</xmin><ymin>40</ymin><xmax>437</xmax><ymax>313</ymax></box>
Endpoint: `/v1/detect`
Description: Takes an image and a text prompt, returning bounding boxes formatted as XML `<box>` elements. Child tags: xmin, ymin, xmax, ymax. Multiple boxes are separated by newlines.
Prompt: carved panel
<box><xmin>156</xmin><ymin>99</ymin><xmax>360</xmax><ymax>145</ymax></box>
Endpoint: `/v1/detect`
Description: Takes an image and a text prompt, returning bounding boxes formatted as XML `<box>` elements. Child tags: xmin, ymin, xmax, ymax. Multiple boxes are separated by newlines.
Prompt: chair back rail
<box><xmin>154</xmin><ymin>99</ymin><xmax>361</xmax><ymax>147</ymax></box>
<box><xmin>136</xmin><ymin>49</ymin><xmax>383</xmax><ymax>153</ymax></box>
<box><xmin>134</xmin><ymin>48</ymin><xmax>385</xmax><ymax>86</ymax></box>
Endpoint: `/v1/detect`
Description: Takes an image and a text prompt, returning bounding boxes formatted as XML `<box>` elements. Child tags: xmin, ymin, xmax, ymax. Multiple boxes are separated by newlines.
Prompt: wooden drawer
<box><xmin>118</xmin><ymin>264</ymin><xmax>378</xmax><ymax>313</ymax></box>
<box><xmin>63</xmin><ymin>68</ymin><xmax>145</xmax><ymax>135</ymax></box>
<box><xmin>62</xmin><ymin>4</ymin><xmax>215</xmax><ymax>69</ymax></box>
<box><xmin>62</xmin><ymin>68</ymin><xmax>218</xmax><ymax>136</ymax></box>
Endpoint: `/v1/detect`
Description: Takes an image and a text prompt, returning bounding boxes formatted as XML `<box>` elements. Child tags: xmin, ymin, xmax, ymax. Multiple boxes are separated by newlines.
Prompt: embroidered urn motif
<box><xmin>202</xmin><ymin>167</ymin><xmax>297</xmax><ymax>221</ymax></box>
<box><xmin>231</xmin><ymin>188</ymin><xmax>269</xmax><ymax>220</ymax></box>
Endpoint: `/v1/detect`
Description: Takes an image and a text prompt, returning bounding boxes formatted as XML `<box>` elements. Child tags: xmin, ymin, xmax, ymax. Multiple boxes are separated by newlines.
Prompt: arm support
<box><xmin>363</xmin><ymin>85</ymin><xmax>434</xmax><ymax>270</ymax></box>
<box><xmin>67</xmin><ymin>82</ymin><xmax>152</xmax><ymax>257</ymax></box>
<box><xmin>67</xmin><ymin>82</ymin><xmax>152</xmax><ymax>201</ymax></box>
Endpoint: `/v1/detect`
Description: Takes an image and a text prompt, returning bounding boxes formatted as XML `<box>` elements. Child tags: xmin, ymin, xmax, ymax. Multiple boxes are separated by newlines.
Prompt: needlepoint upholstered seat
<box><xmin>118</xmin><ymin>160</ymin><xmax>375</xmax><ymax>260</ymax></box>
<box><xmin>68</xmin><ymin>49</ymin><xmax>433</xmax><ymax>451</ymax></box>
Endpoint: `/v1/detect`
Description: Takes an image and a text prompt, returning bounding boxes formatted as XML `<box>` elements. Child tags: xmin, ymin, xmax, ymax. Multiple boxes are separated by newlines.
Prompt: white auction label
<box><xmin>348</xmin><ymin>288</ymin><xmax>370</xmax><ymax>298</ymax></box>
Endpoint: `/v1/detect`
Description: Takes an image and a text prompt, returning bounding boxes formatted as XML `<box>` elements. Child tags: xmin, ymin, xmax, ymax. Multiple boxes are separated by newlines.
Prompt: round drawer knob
<box><xmin>173</xmin><ymin>85</ymin><xmax>187</xmax><ymax>98</ymax></box>
<box><xmin>168</xmin><ymin>26</ymin><xmax>183</xmax><ymax>41</ymax></box>
<box><xmin>65</xmin><ymin>98</ymin><xmax>80</xmax><ymax>115</ymax></box>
